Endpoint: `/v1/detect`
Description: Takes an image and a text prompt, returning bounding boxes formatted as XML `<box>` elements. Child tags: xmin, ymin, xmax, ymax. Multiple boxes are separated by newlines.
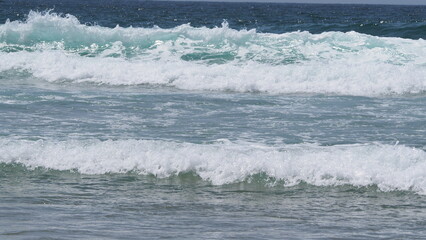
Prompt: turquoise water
<box><xmin>1</xmin><ymin>0</ymin><xmax>426</xmax><ymax>239</ymax></box>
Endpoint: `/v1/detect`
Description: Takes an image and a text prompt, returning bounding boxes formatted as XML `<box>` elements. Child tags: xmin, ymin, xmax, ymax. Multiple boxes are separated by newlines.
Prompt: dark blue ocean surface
<box><xmin>2</xmin><ymin>0</ymin><xmax>426</xmax><ymax>39</ymax></box>
<box><xmin>0</xmin><ymin>1</ymin><xmax>425</xmax><ymax>239</ymax></box>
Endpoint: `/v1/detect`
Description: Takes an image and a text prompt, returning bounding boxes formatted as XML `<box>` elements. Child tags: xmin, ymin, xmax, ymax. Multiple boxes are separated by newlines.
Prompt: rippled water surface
<box><xmin>1</xmin><ymin>0</ymin><xmax>425</xmax><ymax>239</ymax></box>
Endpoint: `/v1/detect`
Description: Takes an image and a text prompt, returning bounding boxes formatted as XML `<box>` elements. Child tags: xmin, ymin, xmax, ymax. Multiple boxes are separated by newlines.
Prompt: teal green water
<box><xmin>1</xmin><ymin>1</ymin><xmax>426</xmax><ymax>239</ymax></box>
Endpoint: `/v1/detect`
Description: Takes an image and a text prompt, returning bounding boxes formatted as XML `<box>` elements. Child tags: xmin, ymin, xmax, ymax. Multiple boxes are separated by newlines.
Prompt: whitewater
<box><xmin>1</xmin><ymin>139</ymin><xmax>425</xmax><ymax>194</ymax></box>
<box><xmin>1</xmin><ymin>2</ymin><xmax>426</xmax><ymax>239</ymax></box>
<box><xmin>1</xmin><ymin>11</ymin><xmax>425</xmax><ymax>96</ymax></box>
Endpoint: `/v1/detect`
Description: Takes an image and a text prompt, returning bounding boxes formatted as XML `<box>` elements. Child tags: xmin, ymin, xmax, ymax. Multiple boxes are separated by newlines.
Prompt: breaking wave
<box><xmin>1</xmin><ymin>11</ymin><xmax>426</xmax><ymax>95</ymax></box>
<box><xmin>1</xmin><ymin>138</ymin><xmax>425</xmax><ymax>194</ymax></box>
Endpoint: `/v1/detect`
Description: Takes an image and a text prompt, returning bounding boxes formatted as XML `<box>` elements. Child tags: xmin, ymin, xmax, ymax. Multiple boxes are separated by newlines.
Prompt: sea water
<box><xmin>0</xmin><ymin>0</ymin><xmax>425</xmax><ymax>239</ymax></box>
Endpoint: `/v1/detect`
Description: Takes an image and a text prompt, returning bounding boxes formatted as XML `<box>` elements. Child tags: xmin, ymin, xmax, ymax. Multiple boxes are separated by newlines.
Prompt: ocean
<box><xmin>0</xmin><ymin>0</ymin><xmax>425</xmax><ymax>239</ymax></box>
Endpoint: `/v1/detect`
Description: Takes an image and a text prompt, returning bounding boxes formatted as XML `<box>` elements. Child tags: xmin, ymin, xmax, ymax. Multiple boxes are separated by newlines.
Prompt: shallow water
<box><xmin>1</xmin><ymin>0</ymin><xmax>425</xmax><ymax>239</ymax></box>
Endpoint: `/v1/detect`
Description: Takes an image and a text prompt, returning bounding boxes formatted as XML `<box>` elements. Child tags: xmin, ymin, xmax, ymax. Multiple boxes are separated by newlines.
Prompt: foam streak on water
<box><xmin>1</xmin><ymin>11</ymin><xmax>426</xmax><ymax>96</ymax></box>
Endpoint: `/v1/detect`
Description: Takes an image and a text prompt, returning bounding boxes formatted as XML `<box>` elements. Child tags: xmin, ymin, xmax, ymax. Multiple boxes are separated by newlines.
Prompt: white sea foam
<box><xmin>1</xmin><ymin>11</ymin><xmax>426</xmax><ymax>96</ymax></box>
<box><xmin>1</xmin><ymin>139</ymin><xmax>425</xmax><ymax>194</ymax></box>
<box><xmin>1</xmin><ymin>47</ymin><xmax>426</xmax><ymax>96</ymax></box>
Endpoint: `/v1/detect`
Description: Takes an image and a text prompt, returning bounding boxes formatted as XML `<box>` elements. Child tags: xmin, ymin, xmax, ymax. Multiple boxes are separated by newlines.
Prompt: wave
<box><xmin>305</xmin><ymin>22</ymin><xmax>426</xmax><ymax>40</ymax></box>
<box><xmin>0</xmin><ymin>138</ymin><xmax>425</xmax><ymax>194</ymax></box>
<box><xmin>1</xmin><ymin>11</ymin><xmax>426</xmax><ymax>96</ymax></box>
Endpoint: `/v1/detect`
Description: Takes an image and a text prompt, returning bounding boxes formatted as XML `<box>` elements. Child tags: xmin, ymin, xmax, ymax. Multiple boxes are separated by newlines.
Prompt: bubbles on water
<box><xmin>0</xmin><ymin>11</ymin><xmax>426</xmax><ymax>96</ymax></box>
<box><xmin>0</xmin><ymin>139</ymin><xmax>425</xmax><ymax>194</ymax></box>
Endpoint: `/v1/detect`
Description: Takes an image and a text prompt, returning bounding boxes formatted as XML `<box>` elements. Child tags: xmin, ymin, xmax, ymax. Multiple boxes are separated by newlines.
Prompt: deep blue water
<box><xmin>0</xmin><ymin>1</ymin><xmax>425</xmax><ymax>239</ymax></box>
<box><xmin>2</xmin><ymin>0</ymin><xmax>426</xmax><ymax>39</ymax></box>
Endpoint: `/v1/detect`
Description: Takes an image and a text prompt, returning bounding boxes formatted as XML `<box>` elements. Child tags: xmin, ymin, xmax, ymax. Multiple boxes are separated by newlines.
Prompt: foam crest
<box><xmin>0</xmin><ymin>11</ymin><xmax>254</xmax><ymax>51</ymax></box>
<box><xmin>1</xmin><ymin>139</ymin><xmax>425</xmax><ymax>194</ymax></box>
<box><xmin>1</xmin><ymin>49</ymin><xmax>425</xmax><ymax>96</ymax></box>
<box><xmin>1</xmin><ymin>11</ymin><xmax>426</xmax><ymax>96</ymax></box>
<box><xmin>1</xmin><ymin>11</ymin><xmax>423</xmax><ymax>63</ymax></box>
